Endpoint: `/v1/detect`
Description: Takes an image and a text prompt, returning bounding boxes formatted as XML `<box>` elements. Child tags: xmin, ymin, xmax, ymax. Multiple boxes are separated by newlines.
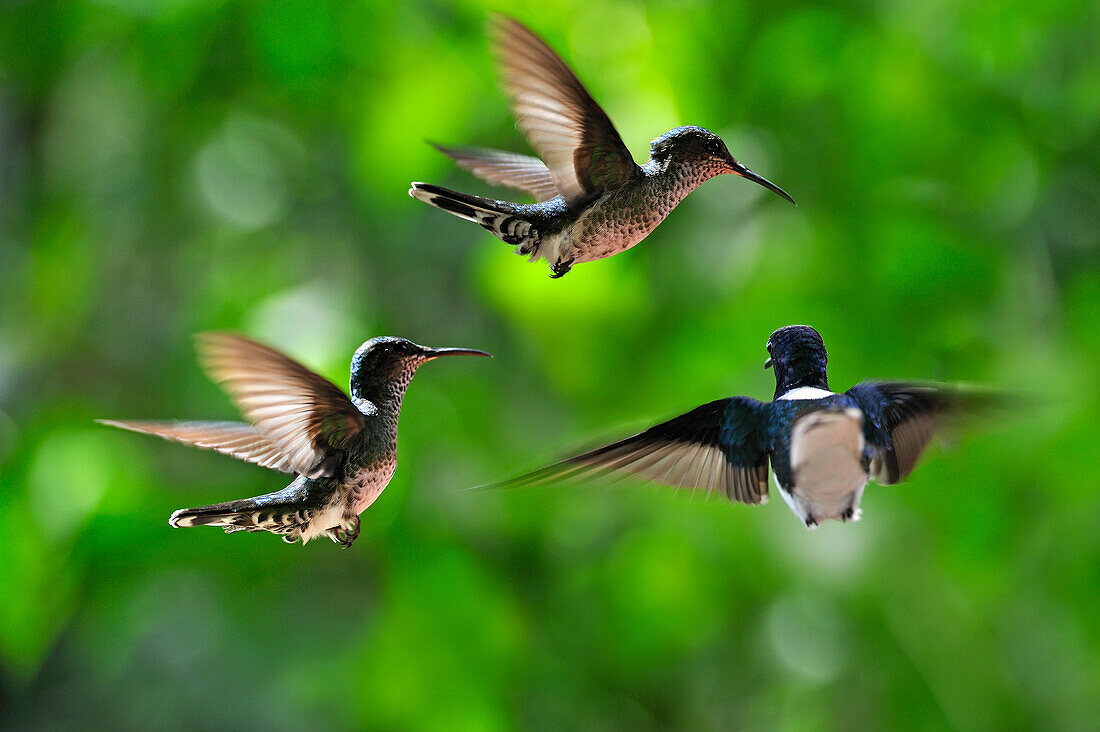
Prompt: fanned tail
<box><xmin>169</xmin><ymin>496</ymin><xmax>285</xmax><ymax>533</ymax></box>
<box><xmin>409</xmin><ymin>182</ymin><xmax>541</xmax><ymax>254</ymax></box>
<box><xmin>168</xmin><ymin>480</ymin><xmax>336</xmax><ymax>544</ymax></box>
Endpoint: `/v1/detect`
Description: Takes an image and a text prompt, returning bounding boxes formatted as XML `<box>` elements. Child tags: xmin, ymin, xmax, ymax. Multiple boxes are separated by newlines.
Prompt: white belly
<box><xmin>298</xmin><ymin>503</ymin><xmax>348</xmax><ymax>544</ymax></box>
<box><xmin>534</xmin><ymin>229</ymin><xmax>573</xmax><ymax>265</ymax></box>
<box><xmin>778</xmin><ymin>407</ymin><xmax>869</xmax><ymax>527</ymax></box>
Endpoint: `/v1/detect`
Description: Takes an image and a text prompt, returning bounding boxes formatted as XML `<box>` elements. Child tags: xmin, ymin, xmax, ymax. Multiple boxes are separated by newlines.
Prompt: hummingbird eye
<box><xmin>706</xmin><ymin>139</ymin><xmax>723</xmax><ymax>155</ymax></box>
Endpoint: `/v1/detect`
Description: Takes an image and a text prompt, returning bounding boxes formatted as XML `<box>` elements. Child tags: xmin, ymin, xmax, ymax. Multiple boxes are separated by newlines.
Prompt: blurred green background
<box><xmin>1</xmin><ymin>0</ymin><xmax>1098</xmax><ymax>728</ymax></box>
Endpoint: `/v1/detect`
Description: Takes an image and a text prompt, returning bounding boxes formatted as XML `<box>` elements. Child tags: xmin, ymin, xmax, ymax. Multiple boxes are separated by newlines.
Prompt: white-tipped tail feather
<box><xmin>409</xmin><ymin>182</ymin><xmax>540</xmax><ymax>255</ymax></box>
<box><xmin>169</xmin><ymin>500</ymin><xmax>347</xmax><ymax>545</ymax></box>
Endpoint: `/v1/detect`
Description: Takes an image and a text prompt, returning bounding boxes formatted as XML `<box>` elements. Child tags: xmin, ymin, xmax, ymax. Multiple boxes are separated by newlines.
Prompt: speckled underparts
<box><xmin>99</xmin><ymin>334</ymin><xmax>490</xmax><ymax>547</ymax></box>
<box><xmin>410</xmin><ymin>16</ymin><xmax>794</xmax><ymax>277</ymax></box>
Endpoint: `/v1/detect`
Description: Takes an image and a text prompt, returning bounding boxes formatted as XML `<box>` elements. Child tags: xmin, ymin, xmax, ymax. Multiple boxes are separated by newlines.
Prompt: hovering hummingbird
<box><xmin>99</xmin><ymin>333</ymin><xmax>490</xmax><ymax>546</ymax></box>
<box><xmin>497</xmin><ymin>325</ymin><xmax>992</xmax><ymax>528</ymax></box>
<box><xmin>409</xmin><ymin>15</ymin><xmax>795</xmax><ymax>278</ymax></box>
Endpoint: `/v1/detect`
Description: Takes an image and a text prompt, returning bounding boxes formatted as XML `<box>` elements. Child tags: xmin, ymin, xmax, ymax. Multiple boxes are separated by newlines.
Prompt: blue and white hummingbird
<box><xmin>410</xmin><ymin>15</ymin><xmax>795</xmax><ymax>278</ymax></box>
<box><xmin>99</xmin><ymin>333</ymin><xmax>490</xmax><ymax>546</ymax></box>
<box><xmin>498</xmin><ymin>325</ymin><xmax>991</xmax><ymax>527</ymax></box>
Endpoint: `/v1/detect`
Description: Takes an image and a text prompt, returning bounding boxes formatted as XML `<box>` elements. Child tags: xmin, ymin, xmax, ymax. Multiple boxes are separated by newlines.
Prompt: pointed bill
<box><xmin>492</xmin><ymin>14</ymin><xmax>640</xmax><ymax>204</ymax></box>
<box><xmin>196</xmin><ymin>333</ymin><xmax>368</xmax><ymax>478</ymax></box>
<box><xmin>422</xmin><ymin>346</ymin><xmax>493</xmax><ymax>359</ymax></box>
<box><xmin>731</xmin><ymin>160</ymin><xmax>796</xmax><ymax>204</ymax></box>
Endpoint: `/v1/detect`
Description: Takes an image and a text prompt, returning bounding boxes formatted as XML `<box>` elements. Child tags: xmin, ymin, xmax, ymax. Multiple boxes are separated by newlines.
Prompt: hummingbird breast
<box><xmin>287</xmin><ymin>421</ymin><xmax>399</xmax><ymax>543</ymax></box>
<box><xmin>339</xmin><ymin>425</ymin><xmax>399</xmax><ymax>515</ymax></box>
<box><xmin>564</xmin><ymin>168</ymin><xmax>704</xmax><ymax>263</ymax></box>
<box><xmin>344</xmin><ymin>461</ymin><xmax>396</xmax><ymax>514</ymax></box>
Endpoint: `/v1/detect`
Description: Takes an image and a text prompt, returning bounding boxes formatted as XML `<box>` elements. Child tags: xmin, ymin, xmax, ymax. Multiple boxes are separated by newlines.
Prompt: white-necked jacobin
<box><xmin>497</xmin><ymin>325</ymin><xmax>993</xmax><ymax>527</ymax></box>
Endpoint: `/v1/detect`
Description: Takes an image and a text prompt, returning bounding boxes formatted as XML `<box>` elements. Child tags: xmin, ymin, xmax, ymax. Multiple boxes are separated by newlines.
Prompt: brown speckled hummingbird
<box><xmin>98</xmin><ymin>333</ymin><xmax>490</xmax><ymax>547</ymax></box>
<box><xmin>409</xmin><ymin>15</ymin><xmax>795</xmax><ymax>278</ymax></box>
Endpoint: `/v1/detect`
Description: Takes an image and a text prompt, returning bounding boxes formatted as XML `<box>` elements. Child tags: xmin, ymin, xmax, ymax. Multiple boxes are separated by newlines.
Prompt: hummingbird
<box><xmin>409</xmin><ymin>15</ymin><xmax>795</xmax><ymax>278</ymax></box>
<box><xmin>497</xmin><ymin>325</ymin><xmax>992</xmax><ymax>528</ymax></box>
<box><xmin>99</xmin><ymin>333</ymin><xmax>491</xmax><ymax>546</ymax></box>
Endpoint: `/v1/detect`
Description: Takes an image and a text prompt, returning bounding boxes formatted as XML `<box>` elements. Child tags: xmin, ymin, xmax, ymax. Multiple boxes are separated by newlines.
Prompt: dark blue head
<box><xmin>648</xmin><ymin>126</ymin><xmax>795</xmax><ymax>203</ymax></box>
<box><xmin>350</xmin><ymin>337</ymin><xmax>490</xmax><ymax>401</ymax></box>
<box><xmin>764</xmin><ymin>325</ymin><xmax>829</xmax><ymax>398</ymax></box>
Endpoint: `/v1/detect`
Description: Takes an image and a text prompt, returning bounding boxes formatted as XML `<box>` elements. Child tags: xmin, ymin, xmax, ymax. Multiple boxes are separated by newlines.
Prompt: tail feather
<box><xmin>168</xmin><ymin>479</ymin><xmax>346</xmax><ymax>545</ymax></box>
<box><xmin>169</xmin><ymin>498</ymin><xmax>269</xmax><ymax>530</ymax></box>
<box><xmin>409</xmin><ymin>182</ymin><xmax>541</xmax><ymax>253</ymax></box>
<box><xmin>170</xmin><ymin>501</ymin><xmax>309</xmax><ymax>545</ymax></box>
<box><xmin>169</xmin><ymin>495</ymin><xmax>309</xmax><ymax>536</ymax></box>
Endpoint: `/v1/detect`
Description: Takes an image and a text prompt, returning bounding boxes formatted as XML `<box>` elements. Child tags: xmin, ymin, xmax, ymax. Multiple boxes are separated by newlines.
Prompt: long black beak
<box><xmin>423</xmin><ymin>347</ymin><xmax>493</xmax><ymax>360</ymax></box>
<box><xmin>764</xmin><ymin>356</ymin><xmax>773</xmax><ymax>369</ymax></box>
<box><xmin>732</xmin><ymin>161</ymin><xmax>796</xmax><ymax>205</ymax></box>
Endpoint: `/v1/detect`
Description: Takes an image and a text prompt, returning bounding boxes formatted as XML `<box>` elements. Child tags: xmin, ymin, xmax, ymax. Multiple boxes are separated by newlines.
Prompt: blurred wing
<box><xmin>433</xmin><ymin>144</ymin><xmax>560</xmax><ymax>201</ymax></box>
<box><xmin>196</xmin><ymin>333</ymin><xmax>369</xmax><ymax>478</ymax></box>
<box><xmin>97</xmin><ymin>420</ymin><xmax>297</xmax><ymax>473</ymax></box>
<box><xmin>845</xmin><ymin>382</ymin><xmax>956</xmax><ymax>484</ymax></box>
<box><xmin>492</xmin><ymin>15</ymin><xmax>640</xmax><ymax>204</ymax></box>
<box><xmin>500</xmin><ymin>397</ymin><xmax>771</xmax><ymax>505</ymax></box>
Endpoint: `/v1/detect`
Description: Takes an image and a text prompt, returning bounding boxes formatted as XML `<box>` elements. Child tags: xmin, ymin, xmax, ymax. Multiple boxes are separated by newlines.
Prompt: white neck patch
<box><xmin>778</xmin><ymin>386</ymin><xmax>834</xmax><ymax>401</ymax></box>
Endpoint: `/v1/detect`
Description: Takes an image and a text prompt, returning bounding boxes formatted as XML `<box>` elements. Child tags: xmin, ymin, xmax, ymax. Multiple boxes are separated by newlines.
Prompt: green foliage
<box><xmin>1</xmin><ymin>0</ymin><xmax>1098</xmax><ymax>728</ymax></box>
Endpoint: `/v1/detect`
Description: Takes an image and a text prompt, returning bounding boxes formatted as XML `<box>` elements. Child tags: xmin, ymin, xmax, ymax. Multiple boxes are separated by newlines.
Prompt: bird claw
<box><xmin>549</xmin><ymin>258</ymin><xmax>574</xmax><ymax>278</ymax></box>
<box><xmin>329</xmin><ymin>516</ymin><xmax>361</xmax><ymax>548</ymax></box>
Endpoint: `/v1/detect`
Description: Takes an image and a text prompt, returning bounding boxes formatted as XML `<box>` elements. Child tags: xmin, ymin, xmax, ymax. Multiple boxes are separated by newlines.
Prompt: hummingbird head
<box><xmin>649</xmin><ymin>126</ymin><xmax>795</xmax><ymax>204</ymax></box>
<box><xmin>350</xmin><ymin>337</ymin><xmax>491</xmax><ymax>401</ymax></box>
<box><xmin>764</xmin><ymin>325</ymin><xmax>829</xmax><ymax>397</ymax></box>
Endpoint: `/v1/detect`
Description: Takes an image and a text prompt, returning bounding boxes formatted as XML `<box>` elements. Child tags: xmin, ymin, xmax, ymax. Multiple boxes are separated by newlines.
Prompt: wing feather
<box><xmin>492</xmin><ymin>15</ymin><xmax>639</xmax><ymax>203</ymax></box>
<box><xmin>196</xmin><ymin>333</ymin><xmax>368</xmax><ymax>478</ymax></box>
<box><xmin>493</xmin><ymin>397</ymin><xmax>772</xmax><ymax>505</ymax></box>
<box><xmin>433</xmin><ymin>144</ymin><xmax>560</xmax><ymax>201</ymax></box>
<box><xmin>96</xmin><ymin>420</ymin><xmax>297</xmax><ymax>473</ymax></box>
<box><xmin>845</xmin><ymin>382</ymin><xmax>965</xmax><ymax>484</ymax></box>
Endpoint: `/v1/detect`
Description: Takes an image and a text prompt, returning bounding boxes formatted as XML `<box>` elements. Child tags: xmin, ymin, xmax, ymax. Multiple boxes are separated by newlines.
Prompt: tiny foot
<box><xmin>345</xmin><ymin>516</ymin><xmax>361</xmax><ymax>543</ymax></box>
<box><xmin>330</xmin><ymin>517</ymin><xmax>360</xmax><ymax>548</ymax></box>
<box><xmin>549</xmin><ymin>257</ymin><xmax>574</xmax><ymax>278</ymax></box>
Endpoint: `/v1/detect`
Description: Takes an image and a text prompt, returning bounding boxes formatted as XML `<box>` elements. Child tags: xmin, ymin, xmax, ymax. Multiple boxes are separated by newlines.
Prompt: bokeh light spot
<box><xmin>767</xmin><ymin>592</ymin><xmax>848</xmax><ymax>683</ymax></box>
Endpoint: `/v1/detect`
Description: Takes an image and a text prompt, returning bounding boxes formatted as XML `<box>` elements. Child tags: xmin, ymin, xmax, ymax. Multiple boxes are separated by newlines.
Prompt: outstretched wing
<box><xmin>196</xmin><ymin>333</ymin><xmax>369</xmax><ymax>478</ymax></box>
<box><xmin>497</xmin><ymin>397</ymin><xmax>772</xmax><ymax>505</ymax></box>
<box><xmin>432</xmin><ymin>144</ymin><xmax>560</xmax><ymax>201</ymax></box>
<box><xmin>492</xmin><ymin>14</ymin><xmax>640</xmax><ymax>204</ymax></box>
<box><xmin>96</xmin><ymin>420</ymin><xmax>298</xmax><ymax>473</ymax></box>
<box><xmin>845</xmin><ymin>382</ymin><xmax>976</xmax><ymax>484</ymax></box>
